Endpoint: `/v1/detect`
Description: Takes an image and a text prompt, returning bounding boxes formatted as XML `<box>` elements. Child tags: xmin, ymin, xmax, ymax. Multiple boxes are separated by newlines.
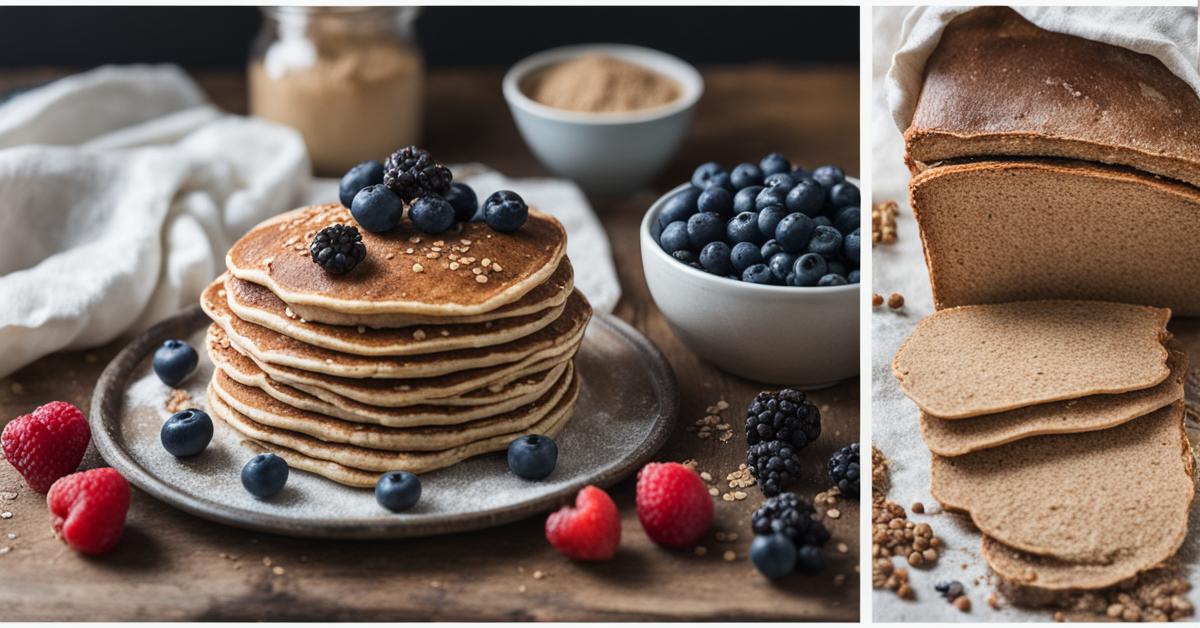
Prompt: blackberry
<box><xmin>827</xmin><ymin>442</ymin><xmax>860</xmax><ymax>497</ymax></box>
<box><xmin>310</xmin><ymin>224</ymin><xmax>366</xmax><ymax>275</ymax></box>
<box><xmin>751</xmin><ymin>492</ymin><xmax>830</xmax><ymax>547</ymax></box>
<box><xmin>745</xmin><ymin>389</ymin><xmax>821</xmax><ymax>495</ymax></box>
<box><xmin>383</xmin><ymin>146</ymin><xmax>452</xmax><ymax>202</ymax></box>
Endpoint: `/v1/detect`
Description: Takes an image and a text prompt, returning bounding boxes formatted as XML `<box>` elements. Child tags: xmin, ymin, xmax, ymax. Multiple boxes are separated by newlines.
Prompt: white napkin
<box><xmin>0</xmin><ymin>64</ymin><xmax>619</xmax><ymax>380</ymax></box>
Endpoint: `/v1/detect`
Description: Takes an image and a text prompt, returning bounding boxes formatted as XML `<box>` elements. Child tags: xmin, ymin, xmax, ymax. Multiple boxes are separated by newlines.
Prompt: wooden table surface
<box><xmin>0</xmin><ymin>66</ymin><xmax>860</xmax><ymax>621</ymax></box>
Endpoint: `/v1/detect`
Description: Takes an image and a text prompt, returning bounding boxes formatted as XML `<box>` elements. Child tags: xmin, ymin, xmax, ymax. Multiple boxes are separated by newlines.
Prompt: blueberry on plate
<box><xmin>829</xmin><ymin>181</ymin><xmax>860</xmax><ymax>208</ymax></box>
<box><xmin>755</xmin><ymin>187</ymin><xmax>787</xmax><ymax>211</ymax></box>
<box><xmin>659</xmin><ymin>187</ymin><xmax>701</xmax><ymax>228</ymax></box>
<box><xmin>731</xmin><ymin>162</ymin><xmax>765</xmax><ymax>190</ymax></box>
<box><xmin>805</xmin><ymin>225</ymin><xmax>843</xmax><ymax>257</ymax></box>
<box><xmin>768</xmin><ymin>251</ymin><xmax>797</xmax><ymax>282</ymax></box>
<box><xmin>697</xmin><ymin>186</ymin><xmax>733</xmax><ymax>218</ymax></box>
<box><xmin>847</xmin><ymin>269</ymin><xmax>861</xmax><ymax>283</ymax></box>
<box><xmin>774</xmin><ymin>212</ymin><xmax>815</xmax><ymax>253</ymax></box>
<box><xmin>757</xmin><ymin>204</ymin><xmax>788</xmax><ymax>239</ymax></box>
<box><xmin>742</xmin><ymin>263</ymin><xmax>774</xmax><ymax>285</ymax></box>
<box><xmin>160</xmin><ymin>408</ymin><xmax>213</xmax><ymax>457</ymax></box>
<box><xmin>339</xmin><ymin>160</ymin><xmax>384</xmax><ymax>208</ymax></box>
<box><xmin>242</xmin><ymin>453</ymin><xmax>289</xmax><ymax>498</ymax></box>
<box><xmin>733</xmin><ymin>185</ymin><xmax>764</xmax><ymax>215</ymax></box>
<box><xmin>727</xmin><ymin>211</ymin><xmax>765</xmax><ymax>245</ymax></box>
<box><xmin>443</xmin><ymin>182</ymin><xmax>479</xmax><ymax>223</ymax></box>
<box><xmin>376</xmin><ymin>471</ymin><xmax>422</xmax><ymax>512</ymax></box>
<box><xmin>350</xmin><ymin>184</ymin><xmax>404</xmax><ymax>233</ymax></box>
<box><xmin>763</xmin><ymin>172</ymin><xmax>796</xmax><ymax>192</ymax></box>
<box><xmin>153</xmin><ymin>339</ymin><xmax>198</xmax><ymax>387</ymax></box>
<box><xmin>409</xmin><ymin>196</ymin><xmax>457</xmax><ymax>234</ymax></box>
<box><xmin>785</xmin><ymin>179</ymin><xmax>825</xmax><ymax>217</ymax></box>
<box><xmin>700</xmin><ymin>241</ymin><xmax>733</xmax><ymax>275</ymax></box>
<box><xmin>730</xmin><ymin>241</ymin><xmax>764</xmax><ymax>273</ymax></box>
<box><xmin>507</xmin><ymin>434</ymin><xmax>558</xmax><ymax>480</ymax></box>
<box><xmin>791</xmin><ymin>253</ymin><xmax>828</xmax><ymax>287</ymax></box>
<box><xmin>794</xmin><ymin>545</ymin><xmax>827</xmax><ymax>574</ymax></box>
<box><xmin>750</xmin><ymin>533</ymin><xmax>797</xmax><ymax>579</ymax></box>
<box><xmin>483</xmin><ymin>190</ymin><xmax>529</xmax><ymax>233</ymax></box>
<box><xmin>759</xmin><ymin>153</ymin><xmax>792</xmax><ymax>177</ymax></box>
<box><xmin>833</xmin><ymin>206</ymin><xmax>860</xmax><ymax>235</ymax></box>
<box><xmin>687</xmin><ymin>212</ymin><xmax>725</xmax><ymax>249</ymax></box>
<box><xmin>818</xmin><ymin>273</ymin><xmax>848</xmax><ymax>286</ymax></box>
<box><xmin>760</xmin><ymin>239</ymin><xmax>783</xmax><ymax>260</ymax></box>
<box><xmin>844</xmin><ymin>229</ymin><xmax>861</xmax><ymax>265</ymax></box>
<box><xmin>691</xmin><ymin>162</ymin><xmax>725</xmax><ymax>189</ymax></box>
<box><xmin>659</xmin><ymin>221</ymin><xmax>691</xmax><ymax>254</ymax></box>
<box><xmin>812</xmin><ymin>165</ymin><xmax>845</xmax><ymax>189</ymax></box>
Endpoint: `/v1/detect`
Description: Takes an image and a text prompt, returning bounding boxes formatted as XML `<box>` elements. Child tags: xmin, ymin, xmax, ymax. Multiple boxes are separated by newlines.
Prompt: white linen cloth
<box><xmin>0</xmin><ymin>64</ymin><xmax>619</xmax><ymax>379</ymax></box>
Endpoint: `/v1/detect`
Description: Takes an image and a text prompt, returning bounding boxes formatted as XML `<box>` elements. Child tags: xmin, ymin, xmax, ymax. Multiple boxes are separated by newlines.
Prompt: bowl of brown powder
<box><xmin>503</xmin><ymin>44</ymin><xmax>703</xmax><ymax>195</ymax></box>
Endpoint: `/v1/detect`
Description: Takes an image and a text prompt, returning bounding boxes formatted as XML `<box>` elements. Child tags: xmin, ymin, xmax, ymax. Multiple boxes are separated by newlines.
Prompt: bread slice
<box><xmin>981</xmin><ymin>534</ymin><xmax>1181</xmax><ymax>593</ymax></box>
<box><xmin>931</xmin><ymin>402</ymin><xmax>1192</xmax><ymax>569</ymax></box>
<box><xmin>905</xmin><ymin>7</ymin><xmax>1200</xmax><ymax>188</ymax></box>
<box><xmin>920</xmin><ymin>346</ymin><xmax>1186</xmax><ymax>456</ymax></box>
<box><xmin>893</xmin><ymin>300</ymin><xmax>1170</xmax><ymax>418</ymax></box>
<box><xmin>909</xmin><ymin>159</ymin><xmax>1200</xmax><ymax>315</ymax></box>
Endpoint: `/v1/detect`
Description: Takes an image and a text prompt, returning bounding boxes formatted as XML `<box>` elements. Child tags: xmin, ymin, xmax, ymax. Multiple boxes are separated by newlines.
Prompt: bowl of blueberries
<box><xmin>640</xmin><ymin>153</ymin><xmax>860</xmax><ymax>387</ymax></box>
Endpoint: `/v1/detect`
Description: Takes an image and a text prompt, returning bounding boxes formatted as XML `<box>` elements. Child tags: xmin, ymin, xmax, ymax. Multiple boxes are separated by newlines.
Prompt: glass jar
<box><xmin>248</xmin><ymin>7</ymin><xmax>424</xmax><ymax>176</ymax></box>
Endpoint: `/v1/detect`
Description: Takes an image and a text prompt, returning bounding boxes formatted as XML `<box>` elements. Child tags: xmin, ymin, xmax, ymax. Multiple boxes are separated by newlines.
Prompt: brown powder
<box><xmin>526</xmin><ymin>54</ymin><xmax>680</xmax><ymax>113</ymax></box>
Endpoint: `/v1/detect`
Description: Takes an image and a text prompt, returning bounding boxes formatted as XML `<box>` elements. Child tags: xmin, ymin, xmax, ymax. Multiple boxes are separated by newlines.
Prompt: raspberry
<box><xmin>2</xmin><ymin>401</ymin><xmax>91</xmax><ymax>493</ymax></box>
<box><xmin>48</xmin><ymin>468</ymin><xmax>130</xmax><ymax>555</ymax></box>
<box><xmin>635</xmin><ymin>462</ymin><xmax>714</xmax><ymax>548</ymax></box>
<box><xmin>545</xmin><ymin>485</ymin><xmax>620</xmax><ymax>561</ymax></box>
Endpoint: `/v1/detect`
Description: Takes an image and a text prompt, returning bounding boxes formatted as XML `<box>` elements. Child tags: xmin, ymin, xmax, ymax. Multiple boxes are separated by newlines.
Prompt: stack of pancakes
<box><xmin>893</xmin><ymin>300</ymin><xmax>1194</xmax><ymax>592</ymax></box>
<box><xmin>201</xmin><ymin>203</ymin><xmax>592</xmax><ymax>487</ymax></box>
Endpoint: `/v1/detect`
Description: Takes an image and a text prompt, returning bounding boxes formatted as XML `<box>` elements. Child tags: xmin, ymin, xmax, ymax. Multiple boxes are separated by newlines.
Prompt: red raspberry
<box><xmin>545</xmin><ymin>485</ymin><xmax>621</xmax><ymax>561</ymax></box>
<box><xmin>2</xmin><ymin>401</ymin><xmax>91</xmax><ymax>493</ymax></box>
<box><xmin>47</xmin><ymin>468</ymin><xmax>130</xmax><ymax>555</ymax></box>
<box><xmin>636</xmin><ymin>462</ymin><xmax>714</xmax><ymax>548</ymax></box>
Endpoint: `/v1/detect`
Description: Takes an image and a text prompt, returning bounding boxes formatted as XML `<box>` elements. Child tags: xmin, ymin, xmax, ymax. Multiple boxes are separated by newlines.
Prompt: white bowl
<box><xmin>502</xmin><ymin>44</ymin><xmax>703</xmax><ymax>196</ymax></box>
<box><xmin>640</xmin><ymin>182</ymin><xmax>861</xmax><ymax>388</ymax></box>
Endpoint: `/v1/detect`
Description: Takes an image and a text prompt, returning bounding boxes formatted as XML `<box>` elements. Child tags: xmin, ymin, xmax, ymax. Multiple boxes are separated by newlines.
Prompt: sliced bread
<box><xmin>981</xmin><ymin>534</ymin><xmax>1180</xmax><ymax>592</ymax></box>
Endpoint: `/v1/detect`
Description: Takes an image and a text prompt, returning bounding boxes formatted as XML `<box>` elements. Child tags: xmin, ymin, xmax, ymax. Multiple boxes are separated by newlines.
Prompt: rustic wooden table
<box><xmin>0</xmin><ymin>67</ymin><xmax>860</xmax><ymax>621</ymax></box>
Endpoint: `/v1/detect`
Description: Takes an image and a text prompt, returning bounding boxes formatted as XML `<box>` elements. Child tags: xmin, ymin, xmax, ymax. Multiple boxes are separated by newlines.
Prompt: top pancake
<box><xmin>226</xmin><ymin>204</ymin><xmax>567</xmax><ymax>317</ymax></box>
<box><xmin>893</xmin><ymin>300</ymin><xmax>1171</xmax><ymax>418</ymax></box>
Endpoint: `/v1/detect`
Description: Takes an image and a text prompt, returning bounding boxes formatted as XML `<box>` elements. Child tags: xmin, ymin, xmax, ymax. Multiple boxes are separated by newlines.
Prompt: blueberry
<box><xmin>160</xmin><ymin>408</ymin><xmax>213</xmax><ymax>457</ymax></box>
<box><xmin>733</xmin><ymin>186</ymin><xmax>763</xmax><ymax>215</ymax></box>
<box><xmin>750</xmin><ymin>533</ymin><xmax>797</xmax><ymax>579</ymax></box>
<box><xmin>792</xmin><ymin>167</ymin><xmax>813</xmax><ymax>182</ymax></box>
<box><xmin>785</xmin><ymin>179</ymin><xmax>825</xmax><ymax>217</ymax></box>
<box><xmin>507</xmin><ymin>434</ymin><xmax>558</xmax><ymax>480</ymax></box>
<box><xmin>759</xmin><ymin>153</ymin><xmax>792</xmax><ymax>177</ymax></box>
<box><xmin>829</xmin><ymin>181</ymin><xmax>860</xmax><ymax>208</ymax></box>
<box><xmin>375</xmin><ymin>471</ymin><xmax>422</xmax><ymax>512</ymax></box>
<box><xmin>650</xmin><ymin>217</ymin><xmax>664</xmax><ymax>244</ymax></box>
<box><xmin>153</xmin><ymin>339</ymin><xmax>198</xmax><ymax>387</ymax></box>
<box><xmin>805</xmin><ymin>225</ymin><xmax>843</xmax><ymax>257</ymax></box>
<box><xmin>794</xmin><ymin>545</ymin><xmax>827</xmax><ymax>574</ymax></box>
<box><xmin>691</xmin><ymin>162</ymin><xmax>725</xmax><ymax>189</ymax></box>
<box><xmin>671</xmin><ymin>250</ymin><xmax>700</xmax><ymax>267</ymax></box>
<box><xmin>827</xmin><ymin>259</ymin><xmax>848</xmax><ymax>278</ymax></box>
<box><xmin>687</xmin><ymin>212</ymin><xmax>725</xmax><ymax>249</ymax></box>
<box><xmin>833</xmin><ymin>206</ymin><xmax>860</xmax><ymax>235</ymax></box>
<box><xmin>755</xmin><ymin>187</ymin><xmax>788</xmax><ymax>211</ymax></box>
<box><xmin>483</xmin><ymin>190</ymin><xmax>529</xmax><ymax>233</ymax></box>
<box><xmin>727</xmin><ymin>211</ymin><xmax>765</xmax><ymax>245</ymax></box>
<box><xmin>812</xmin><ymin>165</ymin><xmax>845</xmax><ymax>189</ymax></box>
<box><xmin>812</xmin><ymin>215</ymin><xmax>833</xmax><ymax>228</ymax></box>
<box><xmin>659</xmin><ymin>187</ymin><xmax>701</xmax><ymax>228</ymax></box>
<box><xmin>742</xmin><ymin>263</ymin><xmax>774</xmax><ymax>285</ymax></box>
<box><xmin>697</xmin><ymin>187</ymin><xmax>733</xmax><ymax>218</ymax></box>
<box><xmin>791</xmin><ymin>253</ymin><xmax>828</xmax><ymax>287</ymax></box>
<box><xmin>731</xmin><ymin>162</ymin><xmax>764</xmax><ymax>189</ymax></box>
<box><xmin>241</xmin><ymin>453</ymin><xmax>288</xmax><ymax>498</ymax></box>
<box><xmin>818</xmin><ymin>273</ymin><xmax>848</xmax><ymax>286</ymax></box>
<box><xmin>763</xmin><ymin>172</ymin><xmax>796</xmax><ymax>192</ymax></box>
<box><xmin>761</xmin><ymin>239</ymin><xmax>783</xmax><ymax>260</ymax></box>
<box><xmin>699</xmin><ymin>241</ymin><xmax>734</xmax><ymax>275</ymax></box>
<box><xmin>757</xmin><ymin>205</ymin><xmax>788</xmax><ymax>239</ymax></box>
<box><xmin>847</xmin><ymin>269</ymin><xmax>860</xmax><ymax>283</ymax></box>
<box><xmin>443</xmin><ymin>182</ymin><xmax>479</xmax><ymax>223</ymax></box>
<box><xmin>409</xmin><ymin>196</ymin><xmax>456</xmax><ymax>234</ymax></box>
<box><xmin>659</xmin><ymin>221</ymin><xmax>691</xmax><ymax>254</ymax></box>
<box><xmin>705</xmin><ymin>172</ymin><xmax>734</xmax><ymax>193</ymax></box>
<box><xmin>339</xmin><ymin>160</ymin><xmax>384</xmax><ymax>208</ymax></box>
<box><xmin>349</xmin><ymin>184</ymin><xmax>403</xmax><ymax>233</ymax></box>
<box><xmin>774</xmin><ymin>213</ymin><xmax>815</xmax><ymax>253</ymax></box>
<box><xmin>730</xmin><ymin>241</ymin><xmax>764</xmax><ymax>273</ymax></box>
<box><xmin>769</xmin><ymin>252</ymin><xmax>797</xmax><ymax>282</ymax></box>
<box><xmin>844</xmin><ymin>229</ymin><xmax>861</xmax><ymax>265</ymax></box>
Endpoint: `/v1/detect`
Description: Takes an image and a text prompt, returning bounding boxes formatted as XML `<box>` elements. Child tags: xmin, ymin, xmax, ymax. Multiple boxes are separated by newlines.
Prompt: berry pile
<box><xmin>654</xmin><ymin>153</ymin><xmax>860</xmax><ymax>286</ymax></box>
<box><xmin>744</xmin><ymin>389</ymin><xmax>821</xmax><ymax>496</ymax></box>
<box><xmin>827</xmin><ymin>442</ymin><xmax>860</xmax><ymax>497</ymax></box>
<box><xmin>750</xmin><ymin>492</ymin><xmax>830</xmax><ymax>578</ymax></box>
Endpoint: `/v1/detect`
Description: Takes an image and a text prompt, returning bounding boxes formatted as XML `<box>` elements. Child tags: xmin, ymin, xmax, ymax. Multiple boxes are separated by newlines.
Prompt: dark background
<box><xmin>0</xmin><ymin>6</ymin><xmax>858</xmax><ymax>69</ymax></box>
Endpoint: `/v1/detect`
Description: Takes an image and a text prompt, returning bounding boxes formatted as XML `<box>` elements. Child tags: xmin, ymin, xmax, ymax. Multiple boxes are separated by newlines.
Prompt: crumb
<box><xmin>165</xmin><ymin>388</ymin><xmax>192</xmax><ymax>413</ymax></box>
<box><xmin>887</xmin><ymin>293</ymin><xmax>905</xmax><ymax>309</ymax></box>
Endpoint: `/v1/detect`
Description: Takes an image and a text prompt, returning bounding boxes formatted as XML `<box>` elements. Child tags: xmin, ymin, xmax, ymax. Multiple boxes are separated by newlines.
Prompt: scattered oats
<box><xmin>481</xmin><ymin>258</ymin><xmax>491</xmax><ymax>267</ymax></box>
<box><xmin>5</xmin><ymin>533</ymin><xmax>14</xmax><ymax>539</ymax></box>
<box><xmin>357</xmin><ymin>326</ymin><xmax>366</xmax><ymax>334</ymax></box>
<box><xmin>837</xmin><ymin>542</ymin><xmax>848</xmax><ymax>553</ymax></box>
<box><xmin>262</xmin><ymin>557</ymin><xmax>272</xmax><ymax>566</ymax></box>
<box><xmin>412</xmin><ymin>263</ymin><xmax>424</xmax><ymax>273</ymax></box>
<box><xmin>723</xmin><ymin>550</ymin><xmax>736</xmax><ymax>562</ymax></box>
<box><xmin>873</xmin><ymin>200</ymin><xmax>899</xmax><ymax>245</ymax></box>
<box><xmin>385</xmin><ymin>253</ymin><xmax>395</xmax><ymax>260</ymax></box>
<box><xmin>449</xmin><ymin>262</ymin><xmax>460</xmax><ymax>270</ymax></box>
<box><xmin>733</xmin><ymin>491</ymin><xmax>747</xmax><ymax>501</ymax></box>
<box><xmin>461</xmin><ymin>239</ymin><xmax>472</xmax><ymax>246</ymax></box>
<box><xmin>0</xmin><ymin>512</ymin><xmax>11</xmax><ymax>519</ymax></box>
<box><xmin>412</xmin><ymin>330</ymin><xmax>427</xmax><ymax>341</ymax></box>
<box><xmin>476</xmin><ymin>275</ymin><xmax>488</xmax><ymax>284</ymax></box>
<box><xmin>440</xmin><ymin>330</ymin><xmax>450</xmax><ymax>337</ymax></box>
<box><xmin>406</xmin><ymin>248</ymin><xmax>415</xmax><ymax>254</ymax></box>
<box><xmin>492</xmin><ymin>263</ymin><xmax>502</xmax><ymax>272</ymax></box>
<box><xmin>694</xmin><ymin>546</ymin><xmax>708</xmax><ymax>556</ymax></box>
<box><xmin>827</xmin><ymin>509</ymin><xmax>841</xmax><ymax>519</ymax></box>
<box><xmin>717</xmin><ymin>400</ymin><xmax>729</xmax><ymax>410</ymax></box>
<box><xmin>722</xmin><ymin>493</ymin><xmax>734</xmax><ymax>502</ymax></box>
<box><xmin>431</xmin><ymin>246</ymin><xmax>443</xmax><ymax>253</ymax></box>
<box><xmin>472</xmin><ymin>267</ymin><xmax>483</xmax><ymax>275</ymax></box>
<box><xmin>272</xmin><ymin>566</ymin><xmax>286</xmax><ymax>576</ymax></box>
<box><xmin>409</xmin><ymin>236</ymin><xmax>421</xmax><ymax>244</ymax></box>
<box><xmin>0</xmin><ymin>493</ymin><xmax>14</xmax><ymax>501</ymax></box>
<box><xmin>430</xmin><ymin>580</ymin><xmax>441</xmax><ymax>588</ymax></box>
<box><xmin>285</xmin><ymin>307</ymin><xmax>295</xmax><ymax>318</ymax></box>
<box><xmin>325</xmin><ymin>358</ymin><xmax>333</xmax><ymax>365</ymax></box>
<box><xmin>533</xmin><ymin>570</ymin><xmax>546</xmax><ymax>580</ymax></box>
<box><xmin>0</xmin><ymin>547</ymin><xmax>9</xmax><ymax>555</ymax></box>
<box><xmin>518</xmin><ymin>585</ymin><xmax>527</xmax><ymax>593</ymax></box>
<box><xmin>426</xmin><ymin>252</ymin><xmax>439</xmax><ymax>259</ymax></box>
<box><xmin>165</xmin><ymin>388</ymin><xmax>193</xmax><ymax>413</ymax></box>
<box><xmin>700</xmin><ymin>471</ymin><xmax>713</xmax><ymax>482</ymax></box>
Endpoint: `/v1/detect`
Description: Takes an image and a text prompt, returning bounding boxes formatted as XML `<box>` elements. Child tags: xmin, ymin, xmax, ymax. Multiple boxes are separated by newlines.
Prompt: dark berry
<box><xmin>761</xmin><ymin>239</ymin><xmax>783</xmax><ymax>260</ymax></box>
<box><xmin>350</xmin><ymin>184</ymin><xmax>403</xmax><ymax>233</ymax></box>
<box><xmin>827</xmin><ymin>442</ymin><xmax>860</xmax><ymax>497</ymax></box>
<box><xmin>733</xmin><ymin>186</ymin><xmax>763</xmax><ymax>215</ymax></box>
<box><xmin>659</xmin><ymin>187</ymin><xmax>701</xmax><ymax>227</ymax></box>
<box><xmin>792</xmin><ymin>167</ymin><xmax>813</xmax><ymax>182</ymax></box>
<box><xmin>811</xmin><ymin>165</ymin><xmax>845</xmax><ymax>189</ymax></box>
<box><xmin>691</xmin><ymin>162</ymin><xmax>725</xmax><ymax>189</ymax></box>
<box><xmin>775</xmin><ymin>212</ymin><xmax>815</xmax><ymax>253</ymax></box>
<box><xmin>152</xmin><ymin>339</ymin><xmax>198</xmax><ymax>387</ymax></box>
<box><xmin>757</xmin><ymin>205</ymin><xmax>788</xmax><ymax>240</ymax></box>
<box><xmin>791</xmin><ymin>253</ymin><xmax>828</xmax><ymax>287</ymax></box>
<box><xmin>507</xmin><ymin>434</ymin><xmax>558</xmax><ymax>480</ymax></box>
<box><xmin>242</xmin><ymin>453</ymin><xmax>288</xmax><ymax>498</ymax></box>
<box><xmin>752</xmin><ymin>492</ymin><xmax>830</xmax><ymax>546</ymax></box>
<box><xmin>833</xmin><ymin>206</ymin><xmax>860</xmax><ymax>235</ymax></box>
<box><xmin>768</xmin><ymin>252</ymin><xmax>797</xmax><ymax>282</ymax></box>
<box><xmin>759</xmin><ymin>153</ymin><xmax>792</xmax><ymax>176</ymax></box>
<box><xmin>697</xmin><ymin>186</ymin><xmax>733</xmax><ymax>218</ymax></box>
<box><xmin>650</xmin><ymin>216</ymin><xmax>664</xmax><ymax>244</ymax></box>
<box><xmin>660</xmin><ymin>221</ymin><xmax>691</xmax><ymax>254</ymax></box>
<box><xmin>727</xmin><ymin>211</ymin><xmax>764</xmax><ymax>245</ymax></box>
<box><xmin>827</xmin><ymin>259</ymin><xmax>849</xmax><ymax>278</ymax></box>
<box><xmin>731</xmin><ymin>162</ymin><xmax>764</xmax><ymax>189</ymax></box>
<box><xmin>745</xmin><ymin>390</ymin><xmax>821</xmax><ymax>495</ymax></box>
<box><xmin>794</xmin><ymin>545</ymin><xmax>827</xmax><ymax>574</ymax></box>
<box><xmin>730</xmin><ymin>241</ymin><xmax>764</xmax><ymax>273</ymax></box>
<box><xmin>687</xmin><ymin>212</ymin><xmax>725</xmax><ymax>249</ymax></box>
<box><xmin>750</xmin><ymin>533</ymin><xmax>796</xmax><ymax>579</ymax></box>
<box><xmin>310</xmin><ymin>223</ymin><xmax>367</xmax><ymax>275</ymax></box>
<box><xmin>805</xmin><ymin>225</ymin><xmax>843</xmax><ymax>257</ymax></box>
<box><xmin>160</xmin><ymin>408</ymin><xmax>212</xmax><ymax>457</ymax></box>
<box><xmin>847</xmin><ymin>269</ymin><xmax>860</xmax><ymax>283</ymax></box>
<box><xmin>785</xmin><ymin>179</ymin><xmax>825</xmax><ymax>216</ymax></box>
<box><xmin>829</xmin><ymin>181</ymin><xmax>860</xmax><ymax>208</ymax></box>
<box><xmin>844</xmin><ymin>230</ymin><xmax>861</xmax><ymax>265</ymax></box>
<box><xmin>699</xmin><ymin>242</ymin><xmax>733</xmax><ymax>275</ymax></box>
<box><xmin>483</xmin><ymin>190</ymin><xmax>529</xmax><ymax>233</ymax></box>
<box><xmin>376</xmin><ymin>471</ymin><xmax>421</xmax><ymax>512</ymax></box>
<box><xmin>383</xmin><ymin>146</ymin><xmax>452</xmax><ymax>202</ymax></box>
<box><xmin>818</xmin><ymin>273</ymin><xmax>848</xmax><ymax>286</ymax></box>
<box><xmin>410</xmin><ymin>196</ymin><xmax>456</xmax><ymax>234</ymax></box>
<box><xmin>763</xmin><ymin>172</ymin><xmax>796</xmax><ymax>192</ymax></box>
<box><xmin>936</xmin><ymin>580</ymin><xmax>966</xmax><ymax>601</ymax></box>
<box><xmin>444</xmin><ymin>182</ymin><xmax>479</xmax><ymax>222</ymax></box>
<box><xmin>742</xmin><ymin>263</ymin><xmax>774</xmax><ymax>285</ymax></box>
<box><xmin>755</xmin><ymin>187</ymin><xmax>788</xmax><ymax>211</ymax></box>
<box><xmin>671</xmin><ymin>250</ymin><xmax>700</xmax><ymax>267</ymax></box>
<box><xmin>339</xmin><ymin>160</ymin><xmax>384</xmax><ymax>208</ymax></box>
<box><xmin>813</xmin><ymin>215</ymin><xmax>833</xmax><ymax>228</ymax></box>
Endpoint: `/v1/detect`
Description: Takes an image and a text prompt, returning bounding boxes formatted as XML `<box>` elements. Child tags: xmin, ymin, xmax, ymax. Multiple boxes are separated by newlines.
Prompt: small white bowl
<box><xmin>502</xmin><ymin>44</ymin><xmax>703</xmax><ymax>196</ymax></box>
<box><xmin>640</xmin><ymin>182</ymin><xmax>860</xmax><ymax>388</ymax></box>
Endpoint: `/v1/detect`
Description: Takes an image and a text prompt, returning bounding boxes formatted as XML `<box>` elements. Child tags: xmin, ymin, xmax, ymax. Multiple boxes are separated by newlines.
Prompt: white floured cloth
<box><xmin>0</xmin><ymin>64</ymin><xmax>619</xmax><ymax>379</ymax></box>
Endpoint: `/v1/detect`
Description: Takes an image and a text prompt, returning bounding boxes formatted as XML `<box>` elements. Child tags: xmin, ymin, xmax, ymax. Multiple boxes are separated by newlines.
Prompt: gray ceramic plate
<box><xmin>89</xmin><ymin>305</ymin><xmax>677</xmax><ymax>539</ymax></box>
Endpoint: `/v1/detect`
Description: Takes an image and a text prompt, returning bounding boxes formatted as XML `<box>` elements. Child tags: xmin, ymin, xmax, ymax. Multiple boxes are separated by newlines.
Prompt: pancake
<box><xmin>206</xmin><ymin>370</ymin><xmax>580</xmax><ymax>476</ymax></box>
<box><xmin>930</xmin><ymin>402</ymin><xmax>1192</xmax><ymax>565</ymax></box>
<box><xmin>225</xmin><ymin>203</ymin><xmax>567</xmax><ymax>318</ymax></box>
<box><xmin>225</xmin><ymin>269</ymin><xmax>568</xmax><ymax>357</ymax></box>
<box><xmin>209</xmin><ymin>331</ymin><xmax>568</xmax><ymax>424</ymax></box>
<box><xmin>893</xmin><ymin>300</ymin><xmax>1171</xmax><ymax>418</ymax></box>
<box><xmin>203</xmin><ymin>279</ymin><xmax>591</xmax><ymax>379</ymax></box>
<box><xmin>920</xmin><ymin>347</ymin><xmax>1187</xmax><ymax>456</ymax></box>
<box><xmin>210</xmin><ymin>361</ymin><xmax>574</xmax><ymax>450</ymax></box>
